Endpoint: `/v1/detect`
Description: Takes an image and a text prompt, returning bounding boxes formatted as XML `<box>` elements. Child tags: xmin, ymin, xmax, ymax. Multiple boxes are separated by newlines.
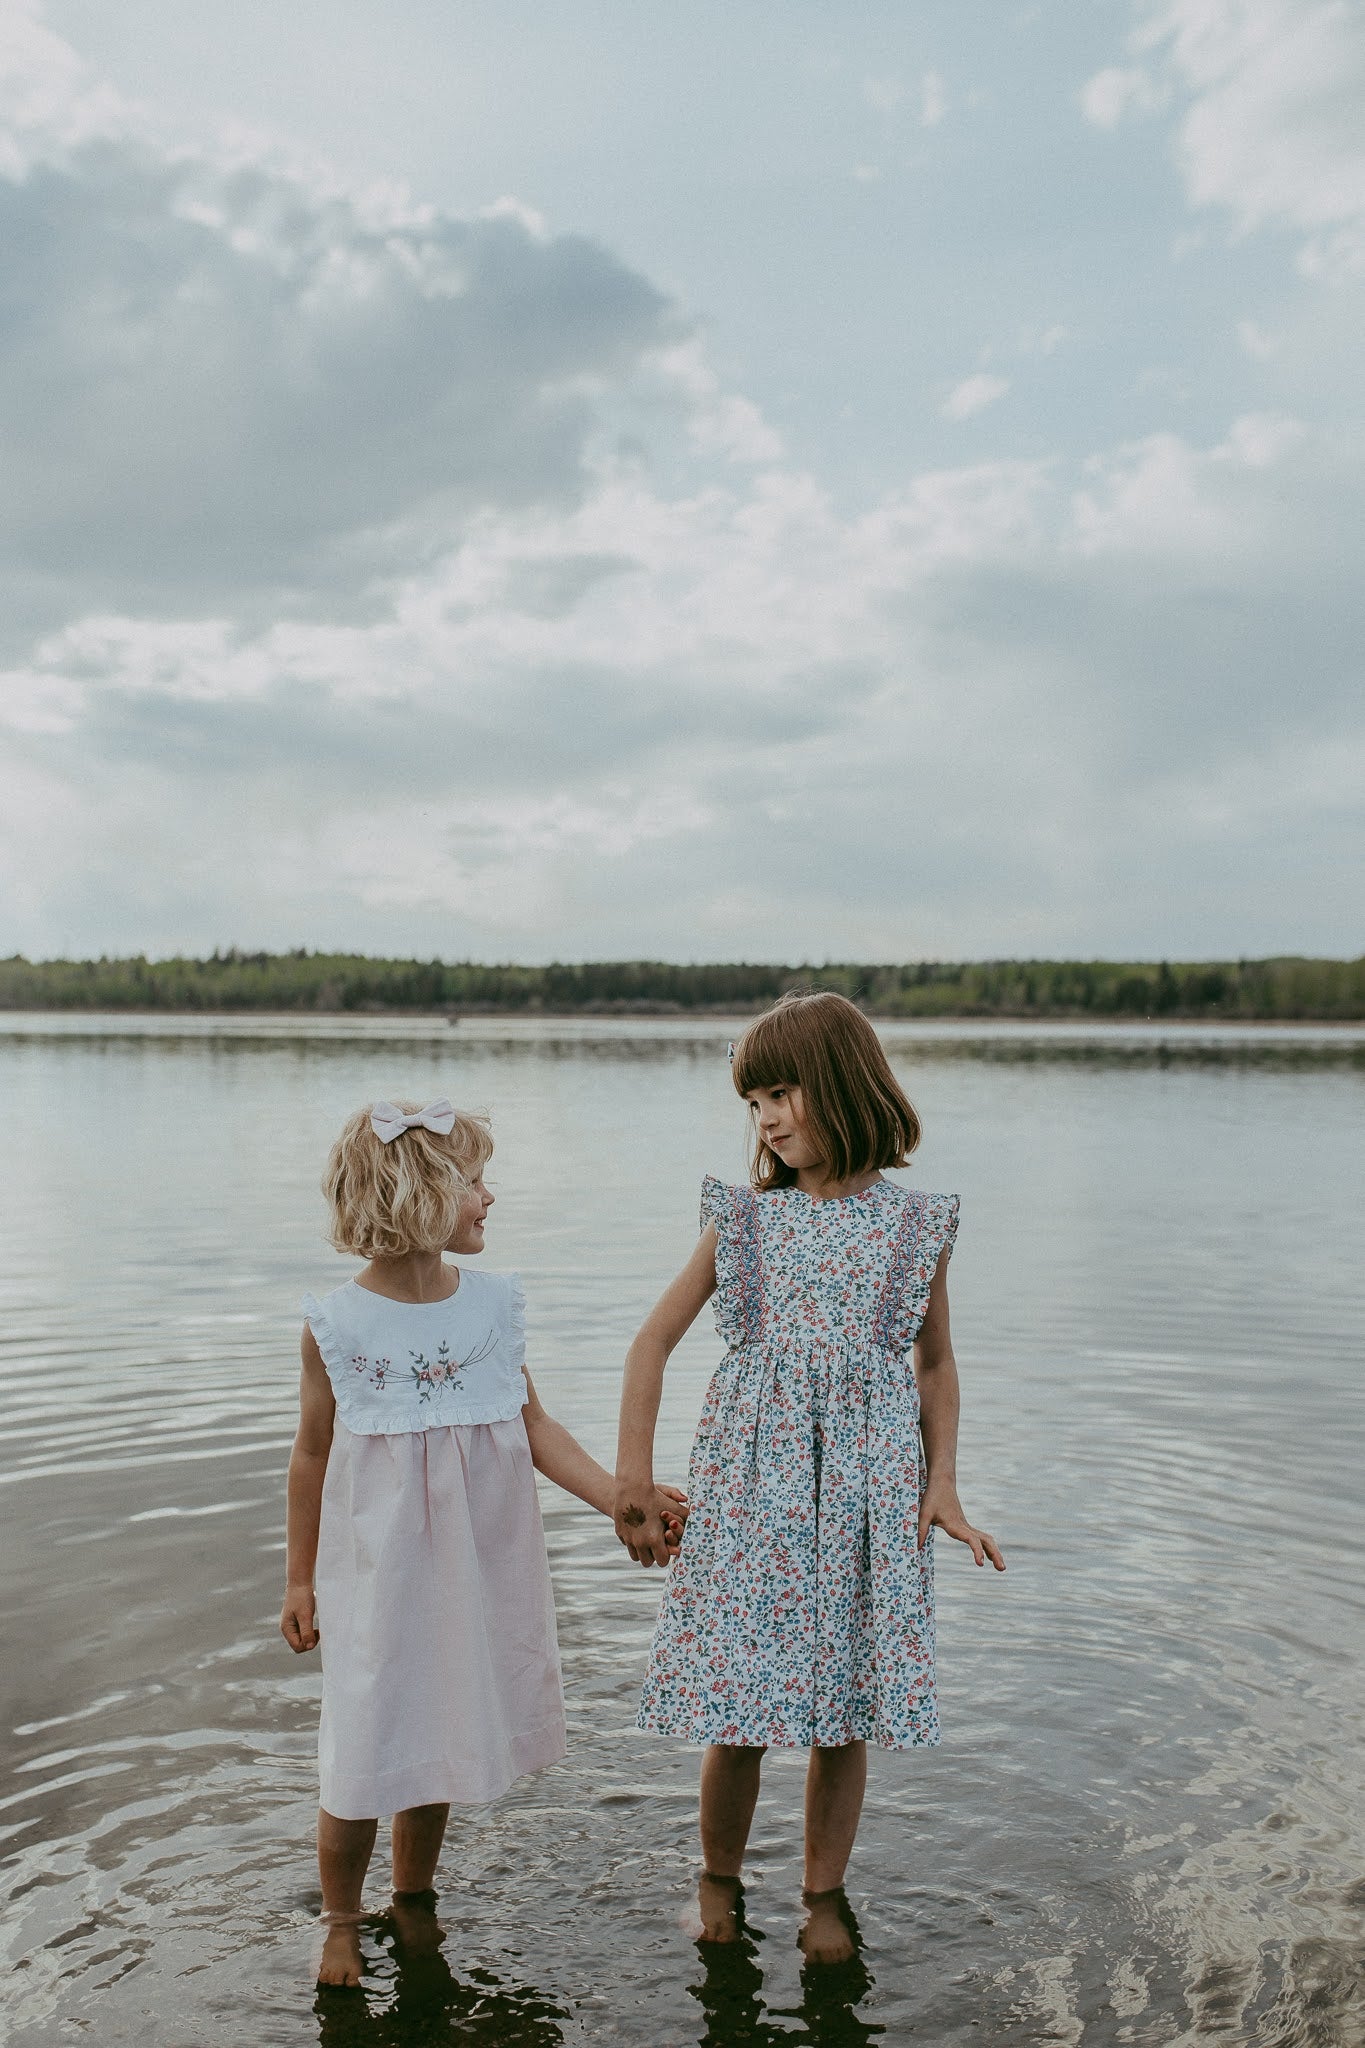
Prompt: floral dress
<box><xmin>637</xmin><ymin>1175</ymin><xmax>959</xmax><ymax>1750</ymax></box>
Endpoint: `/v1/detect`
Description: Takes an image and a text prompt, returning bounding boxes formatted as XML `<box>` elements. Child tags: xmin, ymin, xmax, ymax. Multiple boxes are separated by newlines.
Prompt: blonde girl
<box><xmin>614</xmin><ymin>995</ymin><xmax>1004</xmax><ymax>1961</ymax></box>
<box><xmin>281</xmin><ymin>1097</ymin><xmax>681</xmax><ymax>1986</ymax></box>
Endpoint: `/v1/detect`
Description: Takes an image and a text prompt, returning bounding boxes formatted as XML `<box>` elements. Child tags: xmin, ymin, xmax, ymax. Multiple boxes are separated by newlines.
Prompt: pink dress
<box><xmin>303</xmin><ymin>1272</ymin><xmax>566</xmax><ymax>1819</ymax></box>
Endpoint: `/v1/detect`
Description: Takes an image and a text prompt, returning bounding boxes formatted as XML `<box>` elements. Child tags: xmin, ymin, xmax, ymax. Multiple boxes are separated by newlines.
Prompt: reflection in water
<box><xmin>314</xmin><ymin>1897</ymin><xmax>566</xmax><ymax>2048</ymax></box>
<box><xmin>690</xmin><ymin>1890</ymin><xmax>881</xmax><ymax>2048</ymax></box>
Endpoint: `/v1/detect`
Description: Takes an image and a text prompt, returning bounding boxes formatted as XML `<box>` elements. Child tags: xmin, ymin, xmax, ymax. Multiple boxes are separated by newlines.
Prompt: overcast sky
<box><xmin>1</xmin><ymin>0</ymin><xmax>1362</xmax><ymax>963</ymax></box>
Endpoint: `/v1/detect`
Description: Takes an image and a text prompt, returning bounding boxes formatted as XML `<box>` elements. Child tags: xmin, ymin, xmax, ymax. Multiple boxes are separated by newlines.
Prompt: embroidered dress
<box><xmin>302</xmin><ymin>1271</ymin><xmax>565</xmax><ymax>1819</ymax></box>
<box><xmin>637</xmin><ymin>1175</ymin><xmax>959</xmax><ymax>1750</ymax></box>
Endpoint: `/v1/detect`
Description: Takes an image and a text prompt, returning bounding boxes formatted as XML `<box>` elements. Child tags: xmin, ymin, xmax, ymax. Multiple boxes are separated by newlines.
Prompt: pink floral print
<box><xmin>348</xmin><ymin>1328</ymin><xmax>499</xmax><ymax>1402</ymax></box>
<box><xmin>637</xmin><ymin>1175</ymin><xmax>959</xmax><ymax>1750</ymax></box>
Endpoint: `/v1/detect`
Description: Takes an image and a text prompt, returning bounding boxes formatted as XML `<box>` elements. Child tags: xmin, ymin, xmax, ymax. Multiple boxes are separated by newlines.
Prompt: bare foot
<box><xmin>317</xmin><ymin>1919</ymin><xmax>364</xmax><ymax>1988</ymax></box>
<box><xmin>798</xmin><ymin>1888</ymin><xmax>856</xmax><ymax>1967</ymax></box>
<box><xmin>697</xmin><ymin>1871</ymin><xmax>744</xmax><ymax>1945</ymax></box>
<box><xmin>390</xmin><ymin>1888</ymin><xmax>444</xmax><ymax>1958</ymax></box>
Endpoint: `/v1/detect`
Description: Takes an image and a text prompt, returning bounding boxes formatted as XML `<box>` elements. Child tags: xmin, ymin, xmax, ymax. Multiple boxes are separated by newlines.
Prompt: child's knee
<box><xmin>712</xmin><ymin>1743</ymin><xmax>766</xmax><ymax>1767</ymax></box>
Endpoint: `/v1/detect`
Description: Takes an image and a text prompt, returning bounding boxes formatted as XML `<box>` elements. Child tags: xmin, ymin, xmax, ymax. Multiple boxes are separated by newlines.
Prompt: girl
<box><xmin>281</xmin><ymin>1096</ymin><xmax>682</xmax><ymax>1988</ymax></box>
<box><xmin>614</xmin><ymin>993</ymin><xmax>1004</xmax><ymax>1962</ymax></box>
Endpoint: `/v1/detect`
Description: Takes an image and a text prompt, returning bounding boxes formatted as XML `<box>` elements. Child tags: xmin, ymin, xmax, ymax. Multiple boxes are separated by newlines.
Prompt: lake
<box><xmin>1</xmin><ymin>1014</ymin><xmax>1362</xmax><ymax>2046</ymax></box>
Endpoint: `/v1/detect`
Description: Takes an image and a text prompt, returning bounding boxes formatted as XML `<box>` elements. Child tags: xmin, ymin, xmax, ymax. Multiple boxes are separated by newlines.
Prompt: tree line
<box><xmin>1</xmin><ymin>950</ymin><xmax>1361</xmax><ymax>1019</ymax></box>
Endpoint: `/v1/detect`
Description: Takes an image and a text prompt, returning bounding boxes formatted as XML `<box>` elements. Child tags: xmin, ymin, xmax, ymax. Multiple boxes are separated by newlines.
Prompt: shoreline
<box><xmin>1</xmin><ymin>1006</ymin><xmax>1362</xmax><ymax>1030</ymax></box>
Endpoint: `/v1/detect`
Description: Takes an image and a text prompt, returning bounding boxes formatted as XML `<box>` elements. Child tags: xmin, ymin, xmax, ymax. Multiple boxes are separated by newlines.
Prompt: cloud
<box><xmin>1</xmin><ymin>4</ymin><xmax>1362</xmax><ymax>963</ymax></box>
<box><xmin>940</xmin><ymin>373</ymin><xmax>1011</xmax><ymax>421</ymax></box>
<box><xmin>6</xmin><ymin>408</ymin><xmax>1360</xmax><ymax>960</ymax></box>
<box><xmin>654</xmin><ymin>340</ymin><xmax>784</xmax><ymax>465</ymax></box>
<box><xmin>0</xmin><ymin>24</ymin><xmax>681</xmax><ymax>645</ymax></box>
<box><xmin>920</xmin><ymin>69</ymin><xmax>948</xmax><ymax>128</ymax></box>
<box><xmin>1236</xmin><ymin>317</ymin><xmax>1280</xmax><ymax>357</ymax></box>
<box><xmin>1084</xmin><ymin>0</ymin><xmax>1365</xmax><ymax>274</ymax></box>
<box><xmin>1079</xmin><ymin>64</ymin><xmax>1167</xmax><ymax>129</ymax></box>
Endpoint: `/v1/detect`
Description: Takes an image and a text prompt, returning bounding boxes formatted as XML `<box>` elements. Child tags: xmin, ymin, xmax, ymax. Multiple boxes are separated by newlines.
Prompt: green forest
<box><xmin>1</xmin><ymin>951</ymin><xmax>1361</xmax><ymax>1019</ymax></box>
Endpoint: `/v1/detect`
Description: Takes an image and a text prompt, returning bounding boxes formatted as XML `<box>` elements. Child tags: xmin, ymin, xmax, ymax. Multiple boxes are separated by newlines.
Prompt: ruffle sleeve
<box><xmin>871</xmin><ymin>1192</ymin><xmax>961</xmax><ymax>1352</ymax></box>
<box><xmin>302</xmin><ymin>1290</ymin><xmax>347</xmax><ymax>1395</ymax></box>
<box><xmin>701</xmin><ymin>1174</ymin><xmax>762</xmax><ymax>1347</ymax></box>
<box><xmin>504</xmin><ymin>1272</ymin><xmax>528</xmax><ymax>1374</ymax></box>
<box><xmin>929</xmin><ymin>1192</ymin><xmax>960</xmax><ymax>1269</ymax></box>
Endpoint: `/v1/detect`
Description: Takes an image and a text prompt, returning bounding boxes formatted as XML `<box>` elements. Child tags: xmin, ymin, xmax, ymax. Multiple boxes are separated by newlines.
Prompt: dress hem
<box><xmin>320</xmin><ymin>1721</ymin><xmax>567</xmax><ymax>1820</ymax></box>
<box><xmin>633</xmin><ymin>1715</ymin><xmax>940</xmax><ymax>1752</ymax></box>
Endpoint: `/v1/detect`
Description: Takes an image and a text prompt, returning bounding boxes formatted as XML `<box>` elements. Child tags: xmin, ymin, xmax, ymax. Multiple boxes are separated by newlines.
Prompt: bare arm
<box><xmin>614</xmin><ymin>1223</ymin><xmax>718</xmax><ymax>1567</ymax></box>
<box><xmin>913</xmin><ymin>1252</ymin><xmax>1005</xmax><ymax>1571</ymax></box>
<box><xmin>522</xmin><ymin>1368</ymin><xmax>615</xmax><ymax>1516</ymax></box>
<box><xmin>522</xmin><ymin>1371</ymin><xmax>686</xmax><ymax>1549</ymax></box>
<box><xmin>280</xmin><ymin>1325</ymin><xmax>336</xmax><ymax>1652</ymax></box>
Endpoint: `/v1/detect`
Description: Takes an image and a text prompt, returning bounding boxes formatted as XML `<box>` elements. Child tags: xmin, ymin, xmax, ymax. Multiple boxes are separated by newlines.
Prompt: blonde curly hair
<box><xmin>322</xmin><ymin>1100</ymin><xmax>493</xmax><ymax>1260</ymax></box>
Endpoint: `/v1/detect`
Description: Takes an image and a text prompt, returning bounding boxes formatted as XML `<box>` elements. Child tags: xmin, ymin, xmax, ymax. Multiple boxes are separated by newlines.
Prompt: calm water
<box><xmin>1</xmin><ymin>1015</ymin><xmax>1362</xmax><ymax>2047</ymax></box>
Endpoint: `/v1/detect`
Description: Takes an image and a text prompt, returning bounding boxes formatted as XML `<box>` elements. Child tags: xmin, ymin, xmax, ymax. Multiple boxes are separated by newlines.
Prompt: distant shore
<box><xmin>3</xmin><ymin>951</ymin><xmax>1362</xmax><ymax>1022</ymax></box>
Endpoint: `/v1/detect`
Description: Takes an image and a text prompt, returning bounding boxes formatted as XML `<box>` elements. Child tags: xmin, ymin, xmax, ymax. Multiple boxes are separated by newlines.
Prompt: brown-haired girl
<box><xmin>281</xmin><ymin>1097</ymin><xmax>682</xmax><ymax>1987</ymax></box>
<box><xmin>613</xmin><ymin>994</ymin><xmax>1003</xmax><ymax>1961</ymax></box>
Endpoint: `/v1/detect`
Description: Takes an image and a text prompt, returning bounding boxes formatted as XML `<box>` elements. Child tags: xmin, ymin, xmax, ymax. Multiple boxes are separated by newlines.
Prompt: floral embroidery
<box><xmin>349</xmin><ymin>1327</ymin><xmax>499</xmax><ymax>1401</ymax></box>
<box><xmin>639</xmin><ymin>1175</ymin><xmax>959</xmax><ymax>1752</ymax></box>
<box><xmin>351</xmin><ymin>1352</ymin><xmax>395</xmax><ymax>1389</ymax></box>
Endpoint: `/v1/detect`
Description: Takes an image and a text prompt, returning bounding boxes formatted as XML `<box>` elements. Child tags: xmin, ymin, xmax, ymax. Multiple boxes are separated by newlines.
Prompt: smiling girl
<box><xmin>613</xmin><ymin>993</ymin><xmax>1004</xmax><ymax>1961</ymax></box>
<box><xmin>281</xmin><ymin>1098</ymin><xmax>683</xmax><ymax>1986</ymax></box>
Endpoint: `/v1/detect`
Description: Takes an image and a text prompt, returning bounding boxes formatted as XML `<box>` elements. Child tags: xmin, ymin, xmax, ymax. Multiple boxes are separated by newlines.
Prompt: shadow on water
<box><xmin>313</xmin><ymin>1900</ymin><xmax>568</xmax><ymax>2048</ymax></box>
<box><xmin>689</xmin><ymin>1891</ymin><xmax>882</xmax><ymax>2048</ymax></box>
<box><xmin>309</xmin><ymin>1892</ymin><xmax>894</xmax><ymax>2048</ymax></box>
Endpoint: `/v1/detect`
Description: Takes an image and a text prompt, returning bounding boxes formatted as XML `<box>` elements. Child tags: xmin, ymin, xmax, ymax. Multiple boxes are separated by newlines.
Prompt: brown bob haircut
<box><xmin>731</xmin><ymin>990</ymin><xmax>921</xmax><ymax>1191</ymax></box>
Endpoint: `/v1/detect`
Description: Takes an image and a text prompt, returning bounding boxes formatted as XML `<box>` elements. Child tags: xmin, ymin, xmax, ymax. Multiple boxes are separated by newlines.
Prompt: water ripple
<box><xmin>1</xmin><ymin>1023</ymin><xmax>1362</xmax><ymax>2045</ymax></box>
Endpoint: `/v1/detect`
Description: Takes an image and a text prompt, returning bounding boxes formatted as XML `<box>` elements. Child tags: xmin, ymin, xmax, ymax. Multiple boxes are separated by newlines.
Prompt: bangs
<box><xmin>730</xmin><ymin>1006</ymin><xmax>803</xmax><ymax>1098</ymax></box>
<box><xmin>729</xmin><ymin>990</ymin><xmax>921</xmax><ymax>1190</ymax></box>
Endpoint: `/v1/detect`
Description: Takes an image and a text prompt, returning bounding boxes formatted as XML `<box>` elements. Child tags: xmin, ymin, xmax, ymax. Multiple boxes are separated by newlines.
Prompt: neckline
<box><xmin>349</xmin><ymin>1272</ymin><xmax>465</xmax><ymax>1307</ymax></box>
<box><xmin>794</xmin><ymin>1177</ymin><xmax>889</xmax><ymax>1208</ymax></box>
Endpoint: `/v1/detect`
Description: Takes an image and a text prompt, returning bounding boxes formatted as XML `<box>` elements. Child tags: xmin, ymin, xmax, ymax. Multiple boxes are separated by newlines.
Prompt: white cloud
<box><xmin>1079</xmin><ymin>63</ymin><xmax>1166</xmax><ymax>128</ymax></box>
<box><xmin>655</xmin><ymin>340</ymin><xmax>784</xmax><ymax>464</ymax></box>
<box><xmin>0</xmin><ymin>22</ymin><xmax>685</xmax><ymax>643</ymax></box>
<box><xmin>921</xmin><ymin>69</ymin><xmax>948</xmax><ymax>127</ymax></box>
<box><xmin>1</xmin><ymin>4</ymin><xmax>1362</xmax><ymax>962</ymax></box>
<box><xmin>940</xmin><ymin>373</ymin><xmax>1011</xmax><ymax>421</ymax></box>
<box><xmin>1089</xmin><ymin>0</ymin><xmax>1365</xmax><ymax>274</ymax></box>
<box><xmin>1236</xmin><ymin>316</ymin><xmax>1280</xmax><ymax>357</ymax></box>
<box><xmin>7</xmin><ymin>404</ymin><xmax>1359</xmax><ymax>959</ymax></box>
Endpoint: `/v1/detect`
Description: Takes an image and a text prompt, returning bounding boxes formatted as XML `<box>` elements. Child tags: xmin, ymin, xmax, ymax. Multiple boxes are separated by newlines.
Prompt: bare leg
<box><xmin>799</xmin><ymin>1741</ymin><xmax>866</xmax><ymax>1966</ymax></box>
<box><xmin>802</xmin><ymin>1740</ymin><xmax>866</xmax><ymax>1892</ymax></box>
<box><xmin>697</xmin><ymin>1744</ymin><xmax>765</xmax><ymax>1944</ymax></box>
<box><xmin>699</xmin><ymin>1744</ymin><xmax>766</xmax><ymax>1878</ymax></box>
<box><xmin>317</xmin><ymin>1807</ymin><xmax>378</xmax><ymax>1986</ymax></box>
<box><xmin>391</xmin><ymin>1802</ymin><xmax>450</xmax><ymax>1894</ymax></box>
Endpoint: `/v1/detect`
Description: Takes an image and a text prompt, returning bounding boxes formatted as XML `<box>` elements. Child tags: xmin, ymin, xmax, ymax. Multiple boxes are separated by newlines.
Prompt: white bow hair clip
<box><xmin>370</xmin><ymin>1098</ymin><xmax>457</xmax><ymax>1144</ymax></box>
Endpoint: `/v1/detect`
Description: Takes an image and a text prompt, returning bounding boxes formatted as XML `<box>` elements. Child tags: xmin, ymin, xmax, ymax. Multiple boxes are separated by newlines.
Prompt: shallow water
<box><xmin>1</xmin><ymin>1014</ymin><xmax>1362</xmax><ymax>2046</ymax></box>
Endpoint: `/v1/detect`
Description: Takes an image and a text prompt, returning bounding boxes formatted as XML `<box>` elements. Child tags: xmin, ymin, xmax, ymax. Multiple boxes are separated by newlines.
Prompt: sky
<box><xmin>1</xmin><ymin>0</ymin><xmax>1362</xmax><ymax>965</ymax></box>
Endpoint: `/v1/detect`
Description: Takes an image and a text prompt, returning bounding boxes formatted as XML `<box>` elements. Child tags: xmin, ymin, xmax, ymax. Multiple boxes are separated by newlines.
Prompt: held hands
<box><xmin>916</xmin><ymin>1476</ymin><xmax>1006</xmax><ymax>1570</ymax></box>
<box><xmin>614</xmin><ymin>1480</ymin><xmax>690</xmax><ymax>1568</ymax></box>
<box><xmin>280</xmin><ymin>1582</ymin><xmax>320</xmax><ymax>1652</ymax></box>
